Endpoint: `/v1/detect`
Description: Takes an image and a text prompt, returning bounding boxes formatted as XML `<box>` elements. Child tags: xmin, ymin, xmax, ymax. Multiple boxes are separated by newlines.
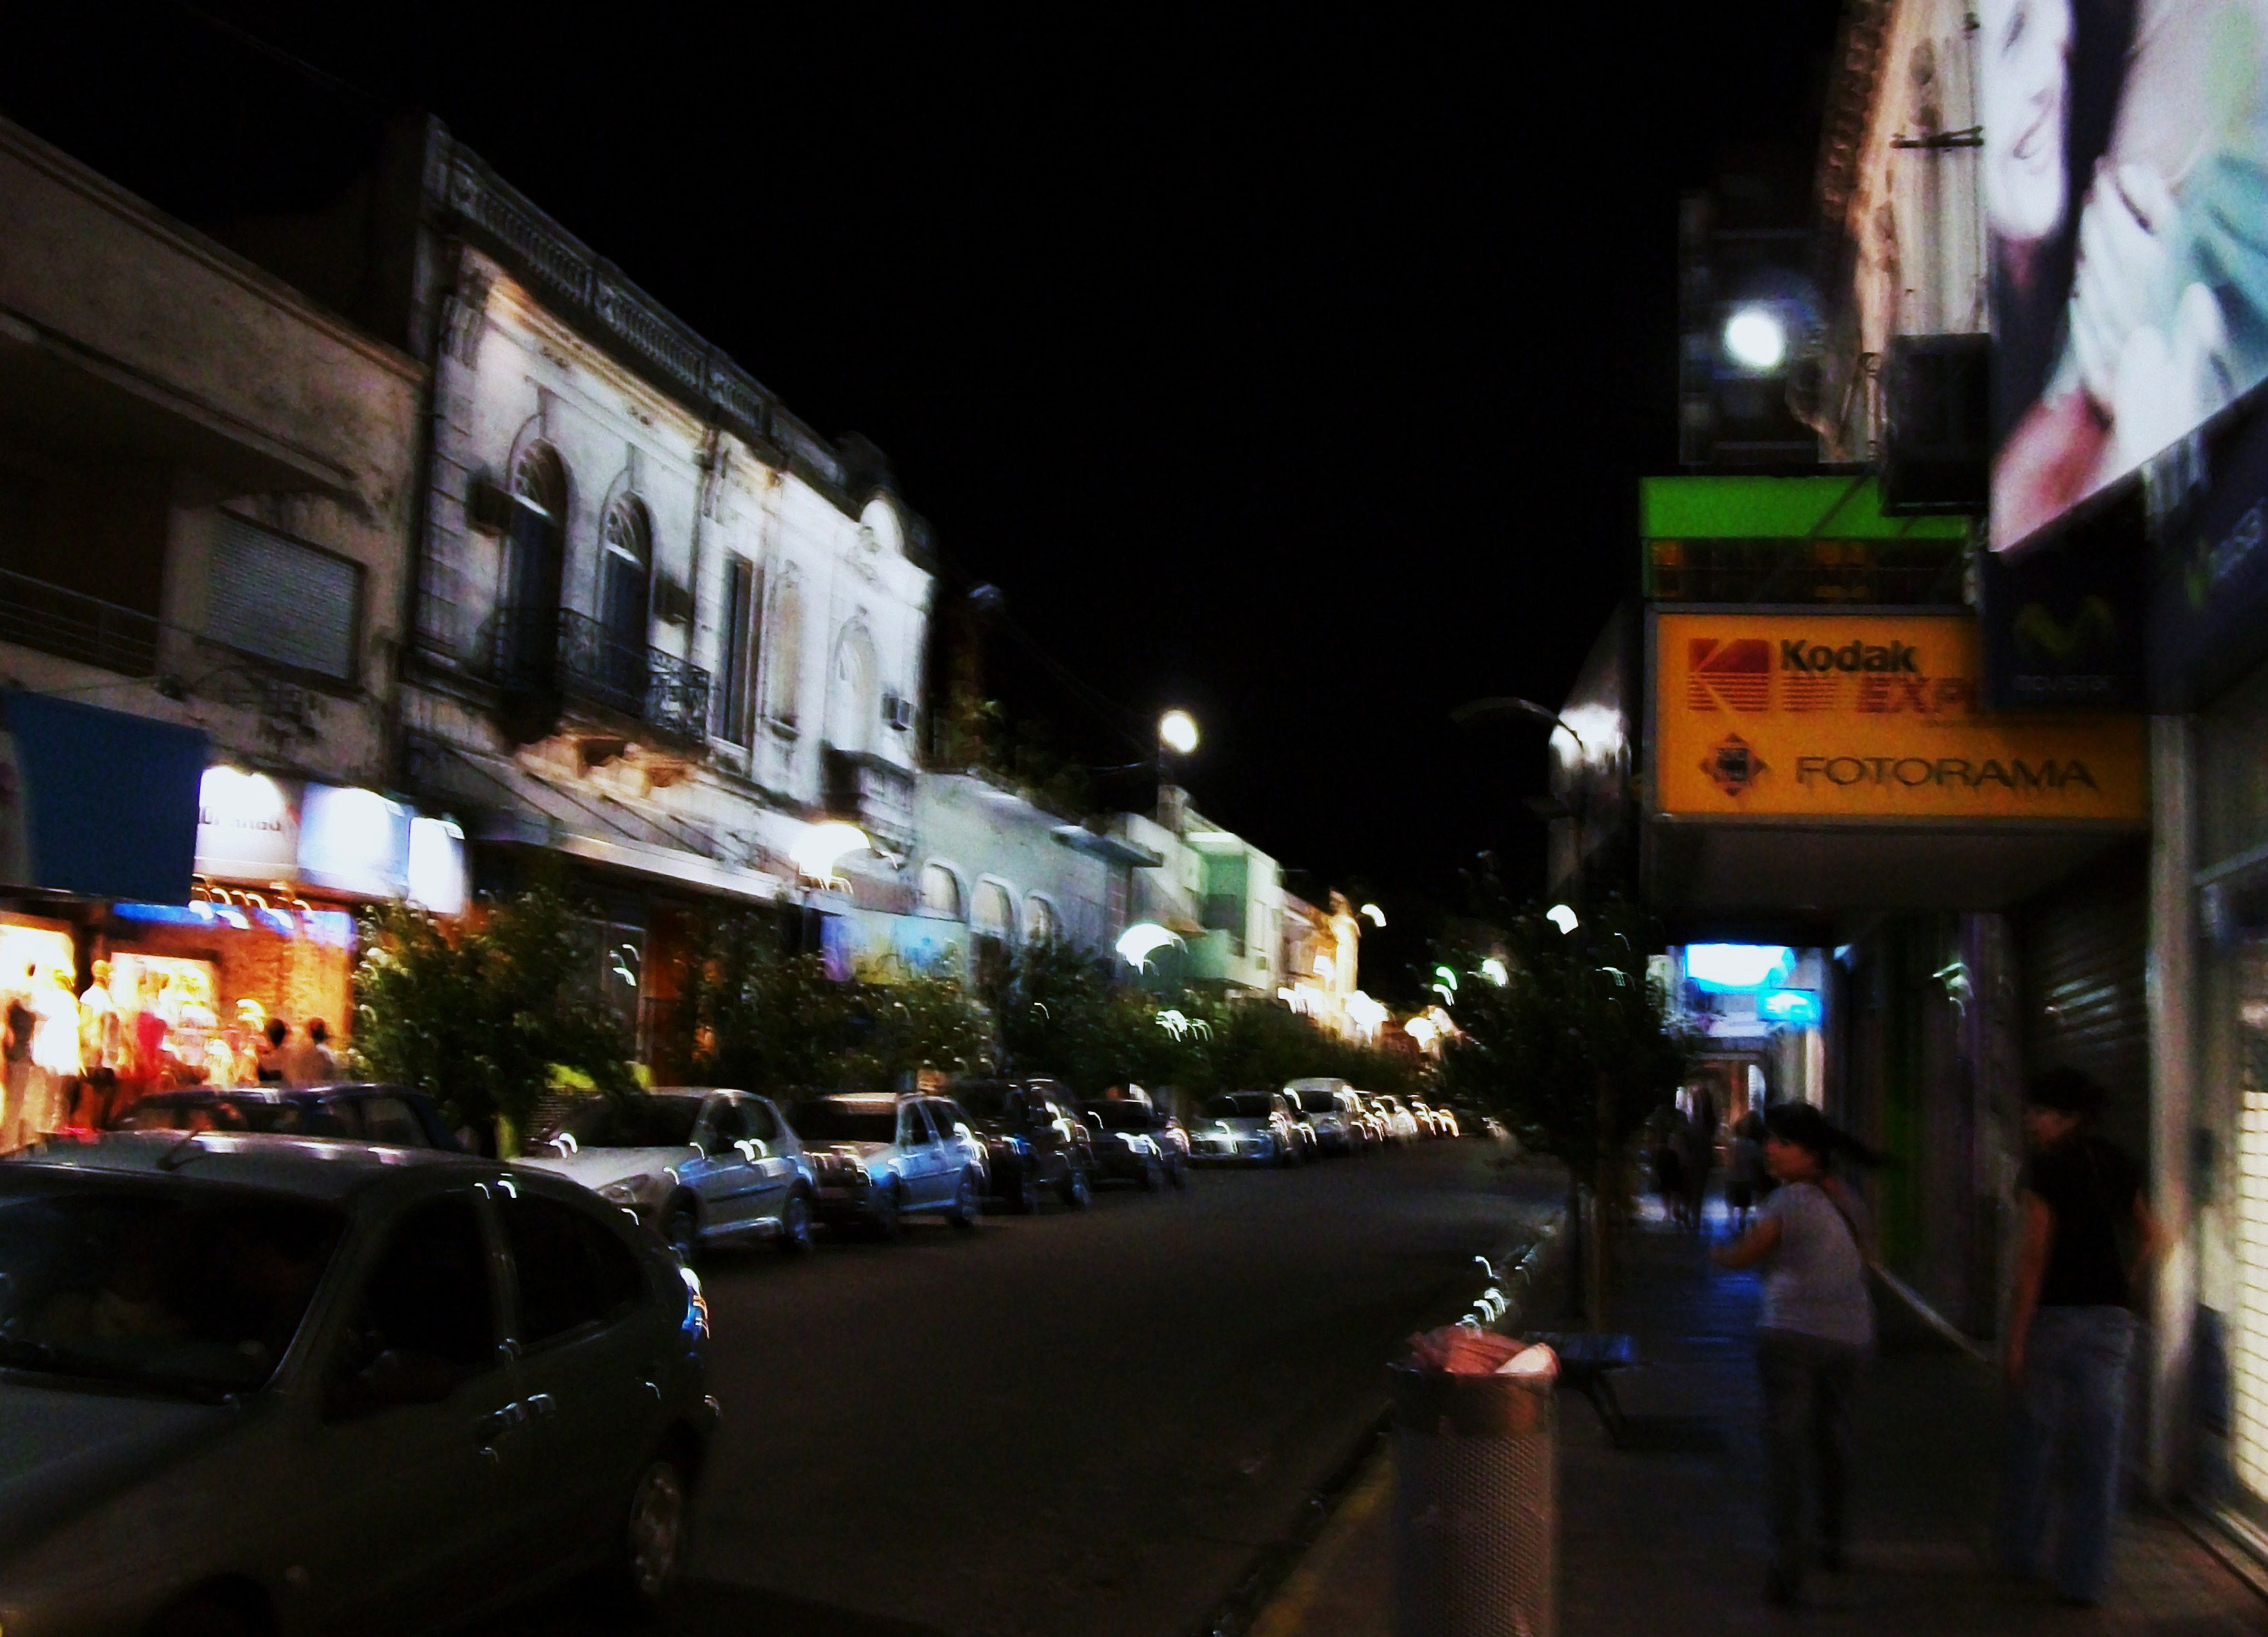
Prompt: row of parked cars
<box><xmin>0</xmin><ymin>1067</ymin><xmax>1483</xmax><ymax>1636</ymax></box>
<box><xmin>1188</xmin><ymin>1078</ymin><xmax>1462</xmax><ymax>1166</ymax></box>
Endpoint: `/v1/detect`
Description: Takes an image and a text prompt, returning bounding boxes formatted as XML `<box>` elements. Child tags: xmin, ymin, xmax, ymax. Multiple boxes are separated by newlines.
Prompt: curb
<box><xmin>1195</xmin><ymin>1207</ymin><xmax>1566</xmax><ymax>1637</ymax></box>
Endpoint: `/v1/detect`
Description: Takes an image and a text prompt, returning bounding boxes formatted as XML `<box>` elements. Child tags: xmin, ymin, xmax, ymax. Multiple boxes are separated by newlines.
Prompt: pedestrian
<box><xmin>1684</xmin><ymin>1089</ymin><xmax>1720</xmax><ymax>1233</ymax></box>
<box><xmin>281</xmin><ymin>1019</ymin><xmax>338</xmax><ymax>1089</ymax></box>
<box><xmin>255</xmin><ymin>1016</ymin><xmax>289</xmax><ymax>1084</ymax></box>
<box><xmin>2</xmin><ymin>964</ymin><xmax>34</xmax><ymax>1149</ymax></box>
<box><xmin>1714</xmin><ymin>1101</ymin><xmax>1875</xmax><ymax>1606</ymax></box>
<box><xmin>1998</xmin><ymin>1066</ymin><xmax>2166</xmax><ymax>1607</ymax></box>
<box><xmin>1653</xmin><ymin>1113</ymin><xmax>1687</xmax><ymax>1226</ymax></box>
<box><xmin>1725</xmin><ymin>1110</ymin><xmax>1767</xmax><ymax>1233</ymax></box>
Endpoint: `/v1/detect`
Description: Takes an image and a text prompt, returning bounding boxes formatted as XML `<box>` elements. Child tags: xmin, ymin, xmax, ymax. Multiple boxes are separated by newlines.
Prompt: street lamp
<box><xmin>1116</xmin><ymin>921</ymin><xmax>1182</xmax><ymax>971</ymax></box>
<box><xmin>790</xmin><ymin>820</ymin><xmax>871</xmax><ymax>885</ymax></box>
<box><xmin>1449</xmin><ymin>695</ymin><xmax>1588</xmax><ymax>757</ymax></box>
<box><xmin>1159</xmin><ymin>709</ymin><xmax>1199</xmax><ymax>757</ymax></box>
<box><xmin>1545</xmin><ymin>904</ymin><xmax>1579</xmax><ymax>935</ymax></box>
<box><xmin>1722</xmin><ymin>304</ymin><xmax>1789</xmax><ymax>372</ymax></box>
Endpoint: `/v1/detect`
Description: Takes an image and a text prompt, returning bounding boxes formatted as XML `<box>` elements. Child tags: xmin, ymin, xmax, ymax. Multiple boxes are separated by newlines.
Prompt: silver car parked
<box><xmin>522</xmin><ymin>1087</ymin><xmax>817</xmax><ymax>1263</ymax></box>
<box><xmin>797</xmin><ymin>1094</ymin><xmax>985</xmax><ymax>1237</ymax></box>
<box><xmin>0</xmin><ymin>1132</ymin><xmax>716</xmax><ymax>1636</ymax></box>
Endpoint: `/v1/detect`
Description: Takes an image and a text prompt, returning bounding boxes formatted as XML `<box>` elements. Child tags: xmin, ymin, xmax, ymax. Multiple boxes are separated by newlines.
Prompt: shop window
<box><xmin>499</xmin><ymin>1192</ymin><xmax>645</xmax><ymax>1352</ymax></box>
<box><xmin>207</xmin><ymin>513</ymin><xmax>360</xmax><ymax>682</ymax></box>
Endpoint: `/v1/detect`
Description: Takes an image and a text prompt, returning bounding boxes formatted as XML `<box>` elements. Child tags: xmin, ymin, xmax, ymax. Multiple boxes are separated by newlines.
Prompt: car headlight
<box><xmin>599</xmin><ymin>1173</ymin><xmax>670</xmax><ymax>1209</ymax></box>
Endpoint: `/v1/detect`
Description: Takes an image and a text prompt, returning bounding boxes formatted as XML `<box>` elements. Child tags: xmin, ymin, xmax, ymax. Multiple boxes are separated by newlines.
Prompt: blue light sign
<box><xmin>1758</xmin><ymin>989</ymin><xmax>1821</xmax><ymax>1026</ymax></box>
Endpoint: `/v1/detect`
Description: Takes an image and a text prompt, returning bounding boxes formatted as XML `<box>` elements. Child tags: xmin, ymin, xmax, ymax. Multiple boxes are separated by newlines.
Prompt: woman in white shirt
<box><xmin>1715</xmin><ymin>1101</ymin><xmax>1875</xmax><ymax>1606</ymax></box>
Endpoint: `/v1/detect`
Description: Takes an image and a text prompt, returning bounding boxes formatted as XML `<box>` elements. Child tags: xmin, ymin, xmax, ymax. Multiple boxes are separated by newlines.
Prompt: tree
<box><xmin>352</xmin><ymin>884</ymin><xmax>637</xmax><ymax>1153</ymax></box>
<box><xmin>676</xmin><ymin>909</ymin><xmax>855</xmax><ymax>1095</ymax></box>
<box><xmin>849</xmin><ymin>959</ymin><xmax>998</xmax><ymax>1087</ymax></box>
<box><xmin>1435</xmin><ymin>895</ymin><xmax>1694</xmax><ymax>1315</ymax></box>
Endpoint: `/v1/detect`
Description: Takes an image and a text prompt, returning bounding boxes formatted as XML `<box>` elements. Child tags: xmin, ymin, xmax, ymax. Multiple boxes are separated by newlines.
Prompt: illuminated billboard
<box><xmin>1654</xmin><ymin>612</ymin><xmax>2147</xmax><ymax>822</ymax></box>
<box><xmin>1985</xmin><ymin>0</ymin><xmax>2268</xmax><ymax>558</ymax></box>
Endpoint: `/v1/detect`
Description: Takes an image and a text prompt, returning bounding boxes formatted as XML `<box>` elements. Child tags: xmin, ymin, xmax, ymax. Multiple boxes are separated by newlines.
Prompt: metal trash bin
<box><xmin>1390</xmin><ymin>1359</ymin><xmax>1556</xmax><ymax>1637</ymax></box>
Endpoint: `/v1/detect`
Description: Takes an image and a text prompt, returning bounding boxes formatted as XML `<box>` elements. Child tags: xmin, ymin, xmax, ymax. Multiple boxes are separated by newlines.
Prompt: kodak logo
<box><xmin>1780</xmin><ymin>639</ymin><xmax>1920</xmax><ymax>674</ymax></box>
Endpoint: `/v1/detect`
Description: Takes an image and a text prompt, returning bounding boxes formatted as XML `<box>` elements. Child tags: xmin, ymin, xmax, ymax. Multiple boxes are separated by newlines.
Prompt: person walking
<box><xmin>280</xmin><ymin>1019</ymin><xmax>338</xmax><ymax>1089</ymax></box>
<box><xmin>1725</xmin><ymin>1110</ymin><xmax>1767</xmax><ymax>1233</ymax></box>
<box><xmin>1999</xmin><ymin>1066</ymin><xmax>2165</xmax><ymax>1607</ymax></box>
<box><xmin>1714</xmin><ymin>1101</ymin><xmax>1875</xmax><ymax>1606</ymax></box>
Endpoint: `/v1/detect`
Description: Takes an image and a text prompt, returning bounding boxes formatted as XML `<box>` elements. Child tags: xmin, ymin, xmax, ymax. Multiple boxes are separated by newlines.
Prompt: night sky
<box><xmin>14</xmin><ymin>3</ymin><xmax>1843</xmax><ymax>981</ymax></box>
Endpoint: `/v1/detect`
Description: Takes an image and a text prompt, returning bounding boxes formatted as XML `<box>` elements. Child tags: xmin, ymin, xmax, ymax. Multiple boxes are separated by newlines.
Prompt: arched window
<box><xmin>825</xmin><ymin>624</ymin><xmax>879</xmax><ymax>757</ymax></box>
<box><xmin>499</xmin><ymin>443</ymin><xmax>568</xmax><ymax>698</ymax></box>
<box><xmin>1024</xmin><ymin>895</ymin><xmax>1060</xmax><ymax>944</ymax></box>
<box><xmin>764</xmin><ymin>573</ymin><xmax>803</xmax><ymax>728</ymax></box>
<box><xmin>972</xmin><ymin>881</ymin><xmax>1013</xmax><ymax>942</ymax></box>
<box><xmin>597</xmin><ymin>499</ymin><xmax>652</xmax><ymax>703</ymax></box>
<box><xmin>919</xmin><ymin>862</ymin><xmax>964</xmax><ymax>919</ymax></box>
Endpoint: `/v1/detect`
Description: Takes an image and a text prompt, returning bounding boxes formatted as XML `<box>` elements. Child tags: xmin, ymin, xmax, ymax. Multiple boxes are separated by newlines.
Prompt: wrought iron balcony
<box><xmin>491</xmin><ymin>606</ymin><xmax>711</xmax><ymax>748</ymax></box>
<box><xmin>0</xmin><ymin>567</ymin><xmax>161</xmax><ymax>676</ymax></box>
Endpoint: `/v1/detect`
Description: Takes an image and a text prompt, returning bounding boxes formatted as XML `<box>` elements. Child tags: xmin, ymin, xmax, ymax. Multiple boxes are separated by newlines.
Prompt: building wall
<box><xmin>1816</xmin><ymin>0</ymin><xmax>1987</xmax><ymax>459</ymax></box>
<box><xmin>898</xmin><ymin>772</ymin><xmax>1119</xmax><ymax>980</ymax></box>
<box><xmin>0</xmin><ymin>118</ymin><xmax>422</xmax><ymax>786</ymax></box>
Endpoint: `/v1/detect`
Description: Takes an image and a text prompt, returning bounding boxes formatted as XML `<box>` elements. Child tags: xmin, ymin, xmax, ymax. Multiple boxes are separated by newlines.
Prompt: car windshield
<box><xmin>951</xmin><ymin>1083</ymin><xmax>1015</xmax><ymax>1119</ymax></box>
<box><xmin>1203</xmin><ymin>1094</ymin><xmax>1276</xmax><ymax>1119</ymax></box>
<box><xmin>117</xmin><ymin>1096</ymin><xmax>356</xmax><ymax>1140</ymax></box>
<box><xmin>1291</xmin><ymin>1090</ymin><xmax>1339</xmax><ymax>1113</ymax></box>
<box><xmin>0</xmin><ymin>1170</ymin><xmax>343</xmax><ymax>1400</ymax></box>
<box><xmin>1090</xmin><ymin>1101</ymin><xmax>1155</xmax><ymax>1131</ymax></box>
<box><xmin>795</xmin><ymin>1102</ymin><xmax>900</xmax><ymax>1144</ymax></box>
<box><xmin>545</xmin><ymin>1096</ymin><xmax>701</xmax><ymax>1150</ymax></box>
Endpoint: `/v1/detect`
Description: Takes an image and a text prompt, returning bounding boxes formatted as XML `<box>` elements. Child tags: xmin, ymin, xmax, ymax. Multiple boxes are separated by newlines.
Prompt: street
<box><xmin>485</xmin><ymin>1141</ymin><xmax>1555</xmax><ymax>1637</ymax></box>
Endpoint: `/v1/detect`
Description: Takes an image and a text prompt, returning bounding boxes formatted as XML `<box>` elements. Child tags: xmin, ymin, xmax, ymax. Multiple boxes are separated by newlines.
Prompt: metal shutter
<box><xmin>2017</xmin><ymin>844</ymin><xmax>2149</xmax><ymax>1155</ymax></box>
<box><xmin>207</xmin><ymin>514</ymin><xmax>358</xmax><ymax>680</ymax></box>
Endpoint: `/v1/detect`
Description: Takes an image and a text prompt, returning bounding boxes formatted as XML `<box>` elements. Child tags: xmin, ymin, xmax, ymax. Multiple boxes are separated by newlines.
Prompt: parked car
<box><xmin>111</xmin><ymin>1083</ymin><xmax>464</xmax><ymax>1150</ymax></box>
<box><xmin>1284</xmin><ymin>1079</ymin><xmax>1364</xmax><ymax>1156</ymax></box>
<box><xmin>1375</xmin><ymin>1094</ymin><xmax>1421</xmax><ymax>1144</ymax></box>
<box><xmin>945</xmin><ymin>1077</ymin><xmax>1096</xmax><ymax>1211</ymax></box>
<box><xmin>1407</xmin><ymin>1098</ymin><xmax>1450</xmax><ymax>1139</ymax></box>
<box><xmin>521</xmin><ymin>1088</ymin><xmax>816</xmax><ymax>1262</ymax></box>
<box><xmin>1076</xmin><ymin>1089</ymin><xmax>1188</xmax><ymax>1190</ymax></box>
<box><xmin>0</xmin><ymin>1132</ymin><xmax>716</xmax><ymax>1635</ymax></box>
<box><xmin>1191</xmin><ymin>1091</ymin><xmax>1300</xmax><ymax>1166</ymax></box>
<box><xmin>795</xmin><ymin>1094</ymin><xmax>986</xmax><ymax>1237</ymax></box>
<box><xmin>1346</xmin><ymin>1092</ymin><xmax>1389</xmax><ymax>1149</ymax></box>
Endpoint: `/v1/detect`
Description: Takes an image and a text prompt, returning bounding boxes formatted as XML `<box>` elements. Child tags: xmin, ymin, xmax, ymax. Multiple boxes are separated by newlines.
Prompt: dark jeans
<box><xmin>1998</xmin><ymin>1305</ymin><xmax>2138</xmax><ymax>1604</ymax></box>
<box><xmin>1757</xmin><ymin>1328</ymin><xmax>1865</xmax><ymax>1580</ymax></box>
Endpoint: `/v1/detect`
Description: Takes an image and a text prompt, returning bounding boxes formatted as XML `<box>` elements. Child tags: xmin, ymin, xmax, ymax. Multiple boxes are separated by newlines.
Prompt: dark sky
<box><xmin>25</xmin><ymin>4</ymin><xmax>1842</xmax><ymax>932</ymax></box>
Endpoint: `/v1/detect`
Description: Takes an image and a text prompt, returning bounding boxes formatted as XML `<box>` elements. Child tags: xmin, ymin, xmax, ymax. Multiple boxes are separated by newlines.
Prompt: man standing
<box><xmin>2000</xmin><ymin>1066</ymin><xmax>2166</xmax><ymax>1607</ymax></box>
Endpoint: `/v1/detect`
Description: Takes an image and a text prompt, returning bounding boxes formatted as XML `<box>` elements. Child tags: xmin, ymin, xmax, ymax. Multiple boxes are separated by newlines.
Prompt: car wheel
<box><xmin>612</xmin><ymin>1452</ymin><xmax>691</xmax><ymax>1608</ymax></box>
<box><xmin>661</xmin><ymin>1197</ymin><xmax>699</xmax><ymax>1265</ymax></box>
<box><xmin>949</xmin><ymin>1169</ymin><xmax>981</xmax><ymax>1230</ymax></box>
<box><xmin>1274</xmin><ymin>1139</ymin><xmax>1295</xmax><ymax>1169</ymax></box>
<box><xmin>1005</xmin><ymin>1165</ymin><xmax>1040</xmax><ymax>1214</ymax></box>
<box><xmin>1060</xmin><ymin>1162</ymin><xmax>1092</xmax><ymax>1209</ymax></box>
<box><xmin>871</xmin><ymin>1181</ymin><xmax>904</xmax><ymax>1240</ymax></box>
<box><xmin>777</xmin><ymin>1190</ymin><xmax>815</xmax><ymax>1256</ymax></box>
<box><xmin>143</xmin><ymin>1593</ymin><xmax>260</xmax><ymax>1637</ymax></box>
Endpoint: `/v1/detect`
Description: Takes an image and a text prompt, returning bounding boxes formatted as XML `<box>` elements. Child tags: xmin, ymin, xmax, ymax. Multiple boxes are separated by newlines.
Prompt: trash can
<box><xmin>1390</xmin><ymin>1349</ymin><xmax>1556</xmax><ymax>1637</ymax></box>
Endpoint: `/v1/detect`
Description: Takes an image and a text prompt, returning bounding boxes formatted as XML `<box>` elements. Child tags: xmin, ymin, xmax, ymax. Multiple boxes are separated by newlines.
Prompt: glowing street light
<box><xmin>1360</xmin><ymin>902</ymin><xmax>1386</xmax><ymax>929</ymax></box>
<box><xmin>1481</xmin><ymin>956</ymin><xmax>1510</xmax><ymax>987</ymax></box>
<box><xmin>1545</xmin><ymin>904</ymin><xmax>1579</xmax><ymax>936</ymax></box>
<box><xmin>1723</xmin><ymin>304</ymin><xmax>1788</xmax><ymax>372</ymax></box>
<box><xmin>1116</xmin><ymin>921</ymin><xmax>1183</xmax><ymax>971</ymax></box>
<box><xmin>790</xmin><ymin>821</ymin><xmax>871</xmax><ymax>884</ymax></box>
<box><xmin>1159</xmin><ymin>709</ymin><xmax>1200</xmax><ymax>757</ymax></box>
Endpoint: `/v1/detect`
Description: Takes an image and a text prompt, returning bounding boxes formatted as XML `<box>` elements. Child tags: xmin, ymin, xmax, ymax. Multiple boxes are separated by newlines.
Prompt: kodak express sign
<box><xmin>1655</xmin><ymin>613</ymin><xmax>2146</xmax><ymax>822</ymax></box>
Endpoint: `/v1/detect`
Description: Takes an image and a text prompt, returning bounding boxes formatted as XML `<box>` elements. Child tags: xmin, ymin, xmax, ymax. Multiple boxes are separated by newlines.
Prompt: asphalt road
<box><xmin>488</xmin><ymin>1140</ymin><xmax>1558</xmax><ymax>1637</ymax></box>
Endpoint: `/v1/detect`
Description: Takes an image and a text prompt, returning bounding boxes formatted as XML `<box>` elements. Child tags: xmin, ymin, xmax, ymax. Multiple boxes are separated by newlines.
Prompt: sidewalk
<box><xmin>1248</xmin><ymin>1207</ymin><xmax>2266</xmax><ymax>1636</ymax></box>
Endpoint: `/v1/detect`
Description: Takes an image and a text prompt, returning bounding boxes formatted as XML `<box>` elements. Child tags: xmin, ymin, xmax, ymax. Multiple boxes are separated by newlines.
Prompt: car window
<box><xmin>327</xmin><ymin>1193</ymin><xmax>494</xmax><ymax>1414</ymax></box>
<box><xmin>743</xmin><ymin>1100</ymin><xmax>781</xmax><ymax>1143</ymax></box>
<box><xmin>900</xmin><ymin>1103</ymin><xmax>935</xmax><ymax>1145</ymax></box>
<box><xmin>708</xmin><ymin>1098</ymin><xmax>751</xmax><ymax>1146</ymax></box>
<box><xmin>356</xmin><ymin>1097</ymin><xmax>426</xmax><ymax>1147</ymax></box>
<box><xmin>930</xmin><ymin>1100</ymin><xmax>967</xmax><ymax>1137</ymax></box>
<box><xmin>501</xmin><ymin>1192</ymin><xmax>645</xmax><ymax>1351</ymax></box>
<box><xmin>277</xmin><ymin>1099</ymin><xmax>358</xmax><ymax>1139</ymax></box>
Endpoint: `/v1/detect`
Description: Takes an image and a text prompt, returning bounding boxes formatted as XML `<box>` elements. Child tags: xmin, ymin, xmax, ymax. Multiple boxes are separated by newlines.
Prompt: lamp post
<box><xmin>1156</xmin><ymin>708</ymin><xmax>1198</xmax><ymax>825</ymax></box>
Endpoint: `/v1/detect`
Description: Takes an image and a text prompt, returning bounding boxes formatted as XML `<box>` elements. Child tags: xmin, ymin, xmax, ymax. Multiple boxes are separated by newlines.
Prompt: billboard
<box><xmin>1985</xmin><ymin>0</ymin><xmax>2268</xmax><ymax>559</ymax></box>
<box><xmin>1654</xmin><ymin>613</ymin><xmax>2147</xmax><ymax>822</ymax></box>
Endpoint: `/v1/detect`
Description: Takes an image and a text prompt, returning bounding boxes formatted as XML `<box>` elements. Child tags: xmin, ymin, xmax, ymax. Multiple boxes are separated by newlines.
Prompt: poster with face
<box><xmin>1985</xmin><ymin>0</ymin><xmax>2268</xmax><ymax>556</ymax></box>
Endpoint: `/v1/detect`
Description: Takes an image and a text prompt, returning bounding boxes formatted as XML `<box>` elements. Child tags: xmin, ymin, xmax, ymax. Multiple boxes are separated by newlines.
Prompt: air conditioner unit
<box><xmin>1880</xmin><ymin>333</ymin><xmax>1989</xmax><ymax>514</ymax></box>
<box><xmin>881</xmin><ymin>693</ymin><xmax>915</xmax><ymax>731</ymax></box>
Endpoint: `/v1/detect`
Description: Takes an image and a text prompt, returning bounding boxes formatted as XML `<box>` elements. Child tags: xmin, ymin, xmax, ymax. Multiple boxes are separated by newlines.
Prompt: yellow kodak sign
<box><xmin>1654</xmin><ymin>613</ymin><xmax>2146</xmax><ymax>821</ymax></box>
